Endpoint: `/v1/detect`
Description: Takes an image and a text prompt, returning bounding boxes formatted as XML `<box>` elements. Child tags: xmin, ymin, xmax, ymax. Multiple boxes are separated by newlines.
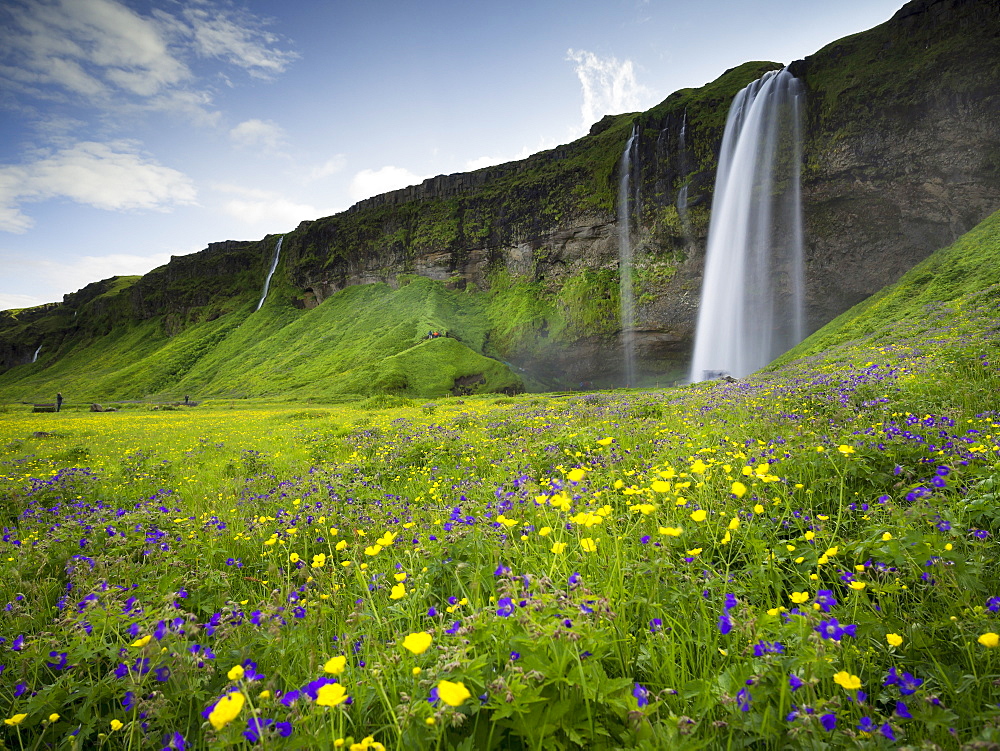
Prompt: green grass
<box><xmin>1</xmin><ymin>207</ymin><xmax>1000</xmax><ymax>749</ymax></box>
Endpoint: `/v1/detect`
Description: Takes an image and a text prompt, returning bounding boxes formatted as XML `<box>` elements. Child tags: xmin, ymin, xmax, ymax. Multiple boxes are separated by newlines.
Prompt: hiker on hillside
<box><xmin>56</xmin><ymin>392</ymin><xmax>63</xmax><ymax>412</ymax></box>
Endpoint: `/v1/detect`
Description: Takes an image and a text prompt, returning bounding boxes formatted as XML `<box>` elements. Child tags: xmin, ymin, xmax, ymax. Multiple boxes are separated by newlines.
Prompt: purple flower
<box><xmin>724</xmin><ymin>593</ymin><xmax>737</xmax><ymax>611</ymax></box>
<box><xmin>895</xmin><ymin>700</ymin><xmax>911</xmax><ymax>719</ymax></box>
<box><xmin>752</xmin><ymin>640</ymin><xmax>784</xmax><ymax>656</ymax></box>
<box><xmin>649</xmin><ymin>618</ymin><xmax>663</xmax><ymax>634</ymax></box>
<box><xmin>898</xmin><ymin>671</ymin><xmax>923</xmax><ymax>696</ymax></box>
<box><xmin>11</xmin><ymin>634</ymin><xmax>24</xmax><ymax>651</ymax></box>
<box><xmin>123</xmin><ymin>691</ymin><xmax>135</xmax><ymax>710</ymax></box>
<box><xmin>161</xmin><ymin>731</ymin><xmax>187</xmax><ymax>750</ymax></box>
<box><xmin>568</xmin><ymin>572</ymin><xmax>582</xmax><ymax>588</ymax></box>
<box><xmin>736</xmin><ymin>687</ymin><xmax>751</xmax><ymax>712</ymax></box>
<box><xmin>858</xmin><ymin>716</ymin><xmax>875</xmax><ymax>733</ymax></box>
<box><xmin>496</xmin><ymin>597</ymin><xmax>515</xmax><ymax>618</ymax></box>
<box><xmin>880</xmin><ymin>723</ymin><xmax>896</xmax><ymax>741</ymax></box>
<box><xmin>633</xmin><ymin>683</ymin><xmax>650</xmax><ymax>708</ymax></box>
<box><xmin>789</xmin><ymin>674</ymin><xmax>804</xmax><ymax>692</ymax></box>
<box><xmin>244</xmin><ymin>718</ymin><xmax>293</xmax><ymax>743</ymax></box>
<box><xmin>820</xmin><ymin>713</ymin><xmax>837</xmax><ymax>732</ymax></box>
<box><xmin>445</xmin><ymin>620</ymin><xmax>461</xmax><ymax>635</ymax></box>
<box><xmin>814</xmin><ymin>589</ymin><xmax>837</xmax><ymax>613</ymax></box>
<box><xmin>47</xmin><ymin>651</ymin><xmax>68</xmax><ymax>670</ymax></box>
<box><xmin>718</xmin><ymin>613</ymin><xmax>733</xmax><ymax>635</ymax></box>
<box><xmin>493</xmin><ymin>563</ymin><xmax>510</xmax><ymax>577</ymax></box>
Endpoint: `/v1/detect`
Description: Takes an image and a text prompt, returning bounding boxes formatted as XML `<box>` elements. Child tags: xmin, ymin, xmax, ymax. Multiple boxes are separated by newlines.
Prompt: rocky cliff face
<box><xmin>2</xmin><ymin>0</ymin><xmax>998</xmax><ymax>388</ymax></box>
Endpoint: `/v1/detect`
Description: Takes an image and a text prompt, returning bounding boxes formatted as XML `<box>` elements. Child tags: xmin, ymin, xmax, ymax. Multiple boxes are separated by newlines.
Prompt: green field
<box><xmin>2</xmin><ymin>215</ymin><xmax>1000</xmax><ymax>749</ymax></box>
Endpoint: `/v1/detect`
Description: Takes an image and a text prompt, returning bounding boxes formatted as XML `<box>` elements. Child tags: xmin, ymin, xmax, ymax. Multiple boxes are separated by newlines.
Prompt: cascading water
<box><xmin>690</xmin><ymin>68</ymin><xmax>804</xmax><ymax>381</ymax></box>
<box><xmin>618</xmin><ymin>124</ymin><xmax>639</xmax><ymax>387</ymax></box>
<box><xmin>32</xmin><ymin>345</ymin><xmax>41</xmax><ymax>363</ymax></box>
<box><xmin>676</xmin><ymin>112</ymin><xmax>693</xmax><ymax>245</ymax></box>
<box><xmin>255</xmin><ymin>236</ymin><xmax>284</xmax><ymax>312</ymax></box>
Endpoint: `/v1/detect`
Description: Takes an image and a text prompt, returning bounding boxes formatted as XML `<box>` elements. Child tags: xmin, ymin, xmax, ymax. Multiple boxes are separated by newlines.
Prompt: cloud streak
<box><xmin>0</xmin><ymin>0</ymin><xmax>296</xmax><ymax>120</ymax></box>
<box><xmin>0</xmin><ymin>141</ymin><xmax>197</xmax><ymax>233</ymax></box>
<box><xmin>566</xmin><ymin>49</ymin><xmax>653</xmax><ymax>135</ymax></box>
<box><xmin>348</xmin><ymin>166</ymin><xmax>427</xmax><ymax>203</ymax></box>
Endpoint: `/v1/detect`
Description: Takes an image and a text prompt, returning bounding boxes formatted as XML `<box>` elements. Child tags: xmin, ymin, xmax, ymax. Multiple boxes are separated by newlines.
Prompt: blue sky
<box><xmin>0</xmin><ymin>0</ymin><xmax>905</xmax><ymax>310</ymax></box>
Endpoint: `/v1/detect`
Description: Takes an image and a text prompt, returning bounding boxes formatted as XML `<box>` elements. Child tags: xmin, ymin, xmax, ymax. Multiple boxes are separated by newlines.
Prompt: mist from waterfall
<box><xmin>690</xmin><ymin>68</ymin><xmax>804</xmax><ymax>381</ymax></box>
<box><xmin>255</xmin><ymin>237</ymin><xmax>284</xmax><ymax>312</ymax></box>
<box><xmin>32</xmin><ymin>345</ymin><xmax>41</xmax><ymax>363</ymax></box>
<box><xmin>618</xmin><ymin>125</ymin><xmax>639</xmax><ymax>387</ymax></box>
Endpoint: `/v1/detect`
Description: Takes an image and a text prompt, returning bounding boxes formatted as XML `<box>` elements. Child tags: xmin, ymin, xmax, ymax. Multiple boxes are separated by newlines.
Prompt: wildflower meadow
<box><xmin>1</xmin><ymin>288</ymin><xmax>999</xmax><ymax>749</ymax></box>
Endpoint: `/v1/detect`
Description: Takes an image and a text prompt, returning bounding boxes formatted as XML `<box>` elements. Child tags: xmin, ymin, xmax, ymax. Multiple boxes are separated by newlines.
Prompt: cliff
<box><xmin>1</xmin><ymin>0</ymin><xmax>998</xmax><ymax>397</ymax></box>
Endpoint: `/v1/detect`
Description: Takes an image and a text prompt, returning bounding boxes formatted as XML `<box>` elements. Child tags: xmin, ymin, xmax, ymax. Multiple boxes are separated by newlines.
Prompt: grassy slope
<box><xmin>777</xmin><ymin>207</ymin><xmax>1000</xmax><ymax>365</ymax></box>
<box><xmin>0</xmin><ymin>275</ymin><xmax>521</xmax><ymax>403</ymax></box>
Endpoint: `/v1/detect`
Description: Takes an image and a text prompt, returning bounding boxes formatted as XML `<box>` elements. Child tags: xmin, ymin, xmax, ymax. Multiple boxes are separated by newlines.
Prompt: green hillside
<box><xmin>0</xmin><ymin>275</ymin><xmax>523</xmax><ymax>404</ymax></box>
<box><xmin>777</xmin><ymin>207</ymin><xmax>1000</xmax><ymax>365</ymax></box>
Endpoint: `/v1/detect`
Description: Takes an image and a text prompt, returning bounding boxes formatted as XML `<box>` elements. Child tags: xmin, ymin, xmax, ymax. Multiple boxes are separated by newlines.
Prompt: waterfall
<box><xmin>255</xmin><ymin>236</ymin><xmax>284</xmax><ymax>312</ymax></box>
<box><xmin>690</xmin><ymin>69</ymin><xmax>804</xmax><ymax>381</ymax></box>
<box><xmin>676</xmin><ymin>112</ymin><xmax>693</xmax><ymax>245</ymax></box>
<box><xmin>32</xmin><ymin>345</ymin><xmax>41</xmax><ymax>363</ymax></box>
<box><xmin>618</xmin><ymin>124</ymin><xmax>639</xmax><ymax>387</ymax></box>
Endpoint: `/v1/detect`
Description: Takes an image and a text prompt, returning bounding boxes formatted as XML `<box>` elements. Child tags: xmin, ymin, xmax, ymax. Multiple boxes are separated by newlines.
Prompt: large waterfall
<box><xmin>255</xmin><ymin>237</ymin><xmax>284</xmax><ymax>312</ymax></box>
<box><xmin>32</xmin><ymin>345</ymin><xmax>41</xmax><ymax>363</ymax></box>
<box><xmin>690</xmin><ymin>69</ymin><xmax>804</xmax><ymax>381</ymax></box>
<box><xmin>618</xmin><ymin>125</ymin><xmax>638</xmax><ymax>387</ymax></box>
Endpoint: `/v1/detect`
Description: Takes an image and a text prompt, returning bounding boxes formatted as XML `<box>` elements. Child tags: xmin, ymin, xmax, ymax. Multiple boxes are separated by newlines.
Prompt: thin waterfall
<box><xmin>618</xmin><ymin>124</ymin><xmax>639</xmax><ymax>387</ymax></box>
<box><xmin>255</xmin><ymin>236</ymin><xmax>284</xmax><ymax>312</ymax></box>
<box><xmin>676</xmin><ymin>112</ymin><xmax>693</xmax><ymax>245</ymax></box>
<box><xmin>690</xmin><ymin>69</ymin><xmax>804</xmax><ymax>381</ymax></box>
<box><xmin>32</xmin><ymin>345</ymin><xmax>41</xmax><ymax>363</ymax></box>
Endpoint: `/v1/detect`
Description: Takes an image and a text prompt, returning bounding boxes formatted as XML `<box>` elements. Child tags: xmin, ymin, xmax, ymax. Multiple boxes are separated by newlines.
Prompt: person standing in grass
<box><xmin>56</xmin><ymin>392</ymin><xmax>63</xmax><ymax>412</ymax></box>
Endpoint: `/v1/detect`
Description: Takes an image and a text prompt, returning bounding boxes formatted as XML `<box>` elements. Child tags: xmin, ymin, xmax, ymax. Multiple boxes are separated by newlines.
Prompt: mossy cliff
<box><xmin>1</xmin><ymin>0</ymin><xmax>998</xmax><ymax>399</ymax></box>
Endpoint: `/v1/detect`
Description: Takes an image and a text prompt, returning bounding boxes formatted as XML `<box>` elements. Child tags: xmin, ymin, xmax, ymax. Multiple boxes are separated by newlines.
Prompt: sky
<box><xmin>0</xmin><ymin>0</ymin><xmax>907</xmax><ymax>311</ymax></box>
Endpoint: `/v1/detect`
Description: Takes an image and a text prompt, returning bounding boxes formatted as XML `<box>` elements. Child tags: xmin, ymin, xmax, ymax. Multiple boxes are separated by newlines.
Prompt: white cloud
<box><xmin>180</xmin><ymin>5</ymin><xmax>297</xmax><ymax>79</ymax></box>
<box><xmin>0</xmin><ymin>141</ymin><xmax>197</xmax><ymax>233</ymax></box>
<box><xmin>229</xmin><ymin>119</ymin><xmax>286</xmax><ymax>151</ymax></box>
<box><xmin>566</xmin><ymin>49</ymin><xmax>653</xmax><ymax>135</ymax></box>
<box><xmin>215</xmin><ymin>184</ymin><xmax>321</xmax><ymax>228</ymax></box>
<box><xmin>0</xmin><ymin>251</ymin><xmax>173</xmax><ymax>309</ymax></box>
<box><xmin>465</xmin><ymin>155</ymin><xmax>502</xmax><ymax>171</ymax></box>
<box><xmin>0</xmin><ymin>292</ymin><xmax>52</xmax><ymax>311</ymax></box>
<box><xmin>349</xmin><ymin>166</ymin><xmax>426</xmax><ymax>202</ymax></box>
<box><xmin>306</xmin><ymin>155</ymin><xmax>347</xmax><ymax>182</ymax></box>
<box><xmin>0</xmin><ymin>0</ymin><xmax>295</xmax><ymax>120</ymax></box>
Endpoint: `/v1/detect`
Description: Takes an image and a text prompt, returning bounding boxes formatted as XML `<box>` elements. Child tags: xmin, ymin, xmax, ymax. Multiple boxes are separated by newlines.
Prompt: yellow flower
<box><xmin>690</xmin><ymin>459</ymin><xmax>708</xmax><ymax>474</ymax></box>
<box><xmin>335</xmin><ymin>540</ymin><xmax>348</xmax><ymax>551</ymax></box>
<box><xmin>376</xmin><ymin>532</ymin><xmax>396</xmax><ymax>546</ymax></box>
<box><xmin>4</xmin><ymin>714</ymin><xmax>27</xmax><ymax>726</ymax></box>
<box><xmin>48</xmin><ymin>714</ymin><xmax>60</xmax><ymax>722</ymax></box>
<box><xmin>402</xmin><ymin>631</ymin><xmax>432</xmax><ymax>655</ymax></box>
<box><xmin>567</xmin><ymin>468</ymin><xmax>586</xmax><ymax>483</ymax></box>
<box><xmin>731</xmin><ymin>481</ymin><xmax>747</xmax><ymax>498</ymax></box>
<box><xmin>886</xmin><ymin>633</ymin><xmax>903</xmax><ymax>647</ymax></box>
<box><xmin>728</xmin><ymin>517</ymin><xmax>740</xmax><ymax>531</ymax></box>
<box><xmin>978</xmin><ymin>632</ymin><xmax>999</xmax><ymax>648</ymax></box>
<box><xmin>580</xmin><ymin>537</ymin><xmax>598</xmax><ymax>553</ymax></box>
<box><xmin>390</xmin><ymin>583</ymin><xmax>406</xmax><ymax>600</ymax></box>
<box><xmin>324</xmin><ymin>655</ymin><xmax>348</xmax><ymax>675</ymax></box>
<box><xmin>437</xmin><ymin>680</ymin><xmax>472</xmax><ymax>707</ymax></box>
<box><xmin>790</xmin><ymin>591</ymin><xmax>809</xmax><ymax>604</ymax></box>
<box><xmin>209</xmin><ymin>692</ymin><xmax>245</xmax><ymax>730</ymax></box>
<box><xmin>312</xmin><ymin>553</ymin><xmax>327</xmax><ymax>568</ymax></box>
<box><xmin>804</xmin><ymin>531</ymin><xmax>815</xmax><ymax>541</ymax></box>
<box><xmin>364</xmin><ymin>544</ymin><xmax>382</xmax><ymax>556</ymax></box>
<box><xmin>753</xmin><ymin>504</ymin><xmax>764</xmax><ymax>514</ymax></box>
<box><xmin>837</xmin><ymin>445</ymin><xmax>855</xmax><ymax>455</ymax></box>
<box><xmin>227</xmin><ymin>664</ymin><xmax>245</xmax><ymax>680</ymax></box>
<box><xmin>882</xmin><ymin>532</ymin><xmax>893</xmax><ymax>541</ymax></box>
<box><xmin>848</xmin><ymin>581</ymin><xmax>866</xmax><ymax>591</ymax></box>
<box><xmin>690</xmin><ymin>509</ymin><xmax>707</xmax><ymax>522</ymax></box>
<box><xmin>658</xmin><ymin>526</ymin><xmax>683</xmax><ymax>537</ymax></box>
<box><xmin>685</xmin><ymin>548</ymin><xmax>702</xmax><ymax>556</ymax></box>
<box><xmin>550</xmin><ymin>541</ymin><xmax>566</xmax><ymax>554</ymax></box>
<box><xmin>130</xmin><ymin>635</ymin><xmax>152</xmax><ymax>647</ymax></box>
<box><xmin>824</xmin><ymin>546</ymin><xmax>839</xmax><ymax>558</ymax></box>
<box><xmin>538</xmin><ymin>526</ymin><xmax>552</xmax><ymax>536</ymax></box>
<box><xmin>651</xmin><ymin>480</ymin><xmax>671</xmax><ymax>493</ymax></box>
<box><xmin>597</xmin><ymin>437</ymin><xmax>613</xmax><ymax>446</ymax></box>
<box><xmin>833</xmin><ymin>671</ymin><xmax>861</xmax><ymax>690</ymax></box>
<box><xmin>316</xmin><ymin>683</ymin><xmax>348</xmax><ymax>707</ymax></box>
<box><xmin>110</xmin><ymin>719</ymin><xmax>124</xmax><ymax>731</ymax></box>
<box><xmin>289</xmin><ymin>553</ymin><xmax>300</xmax><ymax>563</ymax></box>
